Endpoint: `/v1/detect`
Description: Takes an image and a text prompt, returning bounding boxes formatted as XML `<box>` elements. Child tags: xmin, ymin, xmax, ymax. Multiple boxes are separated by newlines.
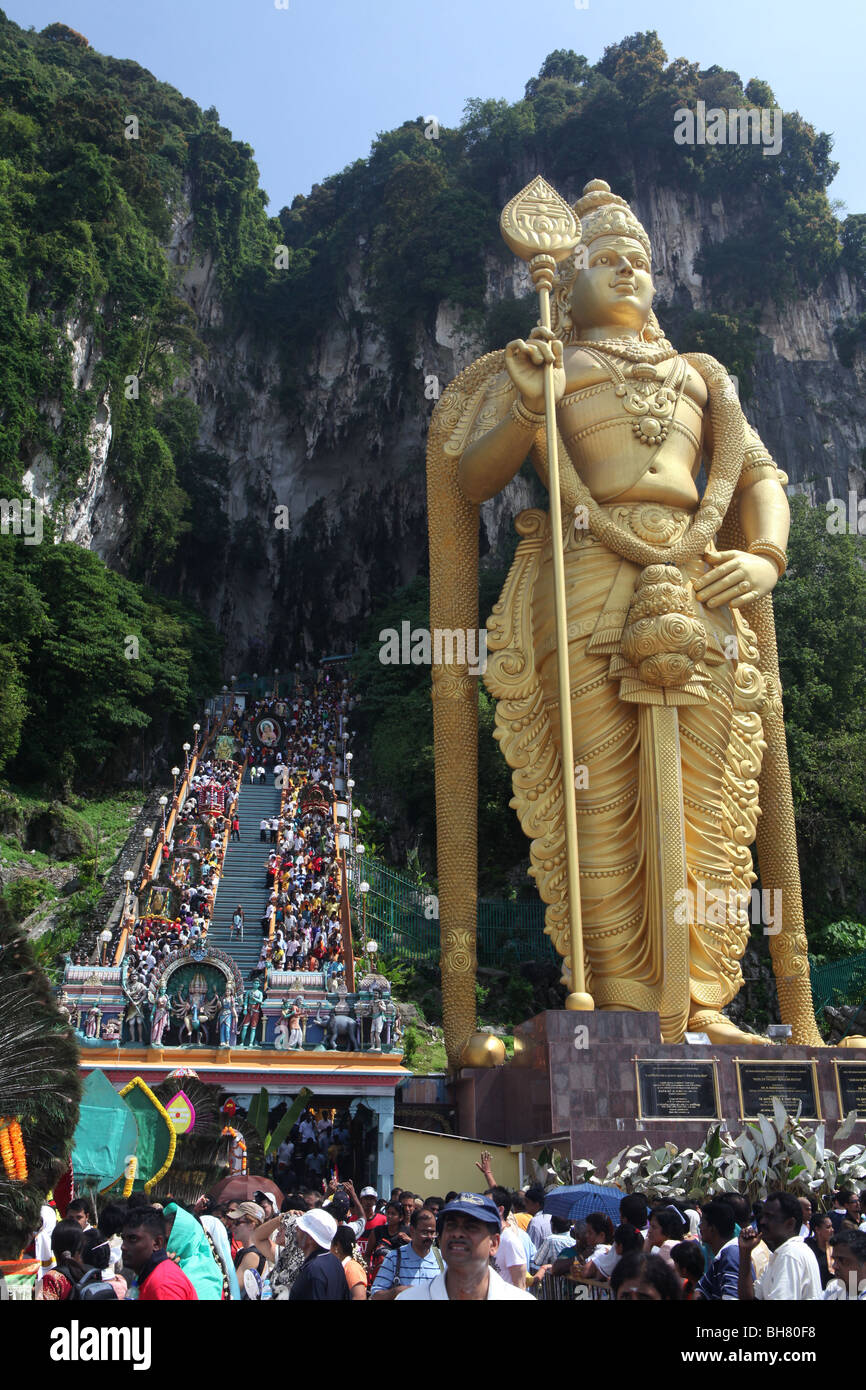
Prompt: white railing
<box><xmin>64</xmin><ymin>965</ymin><xmax>122</xmax><ymax>984</ymax></box>
<box><xmin>268</xmin><ymin>971</ymin><xmax>325</xmax><ymax>990</ymax></box>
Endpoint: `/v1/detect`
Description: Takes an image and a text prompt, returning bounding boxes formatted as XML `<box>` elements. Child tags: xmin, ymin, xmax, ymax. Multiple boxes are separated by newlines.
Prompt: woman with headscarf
<box><xmin>163</xmin><ymin>1203</ymin><xmax>225</xmax><ymax>1300</ymax></box>
<box><xmin>200</xmin><ymin>1208</ymin><xmax>241</xmax><ymax>1300</ymax></box>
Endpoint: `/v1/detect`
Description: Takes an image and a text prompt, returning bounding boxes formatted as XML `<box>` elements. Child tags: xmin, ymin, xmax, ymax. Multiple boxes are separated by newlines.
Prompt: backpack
<box><xmin>59</xmin><ymin>1265</ymin><xmax>118</xmax><ymax>1302</ymax></box>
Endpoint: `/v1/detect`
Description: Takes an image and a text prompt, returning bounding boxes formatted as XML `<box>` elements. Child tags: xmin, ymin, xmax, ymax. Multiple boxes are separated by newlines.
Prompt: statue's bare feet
<box><xmin>688</xmin><ymin>1014</ymin><xmax>772</xmax><ymax>1046</ymax></box>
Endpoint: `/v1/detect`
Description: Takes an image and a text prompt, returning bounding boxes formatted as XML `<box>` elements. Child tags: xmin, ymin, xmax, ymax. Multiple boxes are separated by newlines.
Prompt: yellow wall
<box><xmin>393</xmin><ymin>1127</ymin><xmax>519</xmax><ymax>1196</ymax></box>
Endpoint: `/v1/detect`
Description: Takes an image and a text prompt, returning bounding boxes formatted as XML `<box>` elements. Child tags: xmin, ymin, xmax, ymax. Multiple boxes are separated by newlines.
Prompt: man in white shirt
<box><xmin>737</xmin><ymin>1191</ymin><xmax>822</xmax><ymax>1300</ymax></box>
<box><xmin>396</xmin><ymin>1194</ymin><xmax>534</xmax><ymax>1302</ymax></box>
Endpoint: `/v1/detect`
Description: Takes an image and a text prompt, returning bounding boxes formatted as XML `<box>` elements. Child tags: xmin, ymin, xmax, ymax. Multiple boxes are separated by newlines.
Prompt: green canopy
<box><xmin>119</xmin><ymin>1077</ymin><xmax>176</xmax><ymax>1192</ymax></box>
<box><xmin>70</xmin><ymin>1069</ymin><xmax>139</xmax><ymax>1193</ymax></box>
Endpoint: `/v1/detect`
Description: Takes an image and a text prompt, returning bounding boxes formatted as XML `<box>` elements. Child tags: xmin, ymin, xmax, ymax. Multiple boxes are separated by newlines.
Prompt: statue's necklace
<box><xmin>574</xmin><ymin>335</ymin><xmax>677</xmax><ymax>363</ymax></box>
<box><xmin>577</xmin><ymin>344</ymin><xmax>685</xmax><ymax>447</ymax></box>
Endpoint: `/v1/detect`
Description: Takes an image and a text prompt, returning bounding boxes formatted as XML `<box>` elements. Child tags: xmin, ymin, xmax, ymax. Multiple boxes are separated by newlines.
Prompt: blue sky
<box><xmin>6</xmin><ymin>0</ymin><xmax>863</xmax><ymax>214</ymax></box>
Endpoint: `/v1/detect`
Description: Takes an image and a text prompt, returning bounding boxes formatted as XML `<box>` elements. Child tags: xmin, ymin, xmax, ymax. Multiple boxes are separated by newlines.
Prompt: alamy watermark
<box><xmin>825</xmin><ymin>489</ymin><xmax>866</xmax><ymax>535</ymax></box>
<box><xmin>0</xmin><ymin>497</ymin><xmax>43</xmax><ymax>544</ymax></box>
<box><xmin>674</xmin><ymin>883</ymin><xmax>782</xmax><ymax>935</ymax></box>
<box><xmin>379</xmin><ymin>622</ymin><xmax>487</xmax><ymax>676</ymax></box>
<box><xmin>674</xmin><ymin>101</ymin><xmax>782</xmax><ymax>157</ymax></box>
<box><xmin>50</xmin><ymin>1322</ymin><xmax>152</xmax><ymax>1371</ymax></box>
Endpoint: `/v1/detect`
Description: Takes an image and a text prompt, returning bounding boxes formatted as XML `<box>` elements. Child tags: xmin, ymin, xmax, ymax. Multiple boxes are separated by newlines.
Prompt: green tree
<box><xmin>773</xmin><ymin>497</ymin><xmax>866</xmax><ymax>925</ymax></box>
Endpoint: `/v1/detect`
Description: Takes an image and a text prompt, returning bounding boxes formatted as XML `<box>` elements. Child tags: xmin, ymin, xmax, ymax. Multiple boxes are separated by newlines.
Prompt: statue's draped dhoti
<box><xmin>486</xmin><ymin>502</ymin><xmax>768</xmax><ymax>1039</ymax></box>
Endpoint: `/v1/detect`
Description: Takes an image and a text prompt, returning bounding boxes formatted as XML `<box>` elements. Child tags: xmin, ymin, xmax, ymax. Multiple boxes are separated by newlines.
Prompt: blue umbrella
<box><xmin>543</xmin><ymin>1183</ymin><xmax>624</xmax><ymax>1223</ymax></box>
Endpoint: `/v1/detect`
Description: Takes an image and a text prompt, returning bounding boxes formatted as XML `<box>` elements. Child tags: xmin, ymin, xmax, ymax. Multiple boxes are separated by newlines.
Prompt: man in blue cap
<box><xmin>395</xmin><ymin>1194</ymin><xmax>535</xmax><ymax>1301</ymax></box>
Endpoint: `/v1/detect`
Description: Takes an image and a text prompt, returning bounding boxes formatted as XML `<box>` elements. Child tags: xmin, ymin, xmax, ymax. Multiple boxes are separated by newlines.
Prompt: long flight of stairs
<box><xmin>208</xmin><ymin>780</ymin><xmax>283</xmax><ymax>980</ymax></box>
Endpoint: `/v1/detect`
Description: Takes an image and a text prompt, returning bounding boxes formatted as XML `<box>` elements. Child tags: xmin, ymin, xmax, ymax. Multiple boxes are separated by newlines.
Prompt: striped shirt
<box><xmin>371</xmin><ymin>1243</ymin><xmax>442</xmax><ymax>1293</ymax></box>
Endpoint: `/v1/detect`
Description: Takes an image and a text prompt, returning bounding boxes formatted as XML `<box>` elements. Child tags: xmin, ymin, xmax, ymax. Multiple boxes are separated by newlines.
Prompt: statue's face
<box><xmin>570</xmin><ymin>234</ymin><xmax>654</xmax><ymax>334</ymax></box>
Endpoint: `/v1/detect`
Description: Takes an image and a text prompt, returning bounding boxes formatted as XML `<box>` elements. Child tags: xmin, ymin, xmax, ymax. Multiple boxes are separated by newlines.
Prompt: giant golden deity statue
<box><xmin>427</xmin><ymin>177</ymin><xmax>826</xmax><ymax>1067</ymax></box>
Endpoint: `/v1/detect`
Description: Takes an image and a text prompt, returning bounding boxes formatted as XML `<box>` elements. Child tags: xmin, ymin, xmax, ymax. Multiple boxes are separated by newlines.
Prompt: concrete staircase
<box><xmin>208</xmin><ymin>782</ymin><xmax>282</xmax><ymax>979</ymax></box>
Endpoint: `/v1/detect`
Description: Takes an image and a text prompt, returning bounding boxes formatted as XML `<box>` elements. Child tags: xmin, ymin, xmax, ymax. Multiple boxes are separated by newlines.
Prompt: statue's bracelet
<box><xmin>511</xmin><ymin>398</ymin><xmax>546</xmax><ymax>431</ymax></box>
<box><xmin>747</xmin><ymin>539</ymin><xmax>787</xmax><ymax>578</ymax></box>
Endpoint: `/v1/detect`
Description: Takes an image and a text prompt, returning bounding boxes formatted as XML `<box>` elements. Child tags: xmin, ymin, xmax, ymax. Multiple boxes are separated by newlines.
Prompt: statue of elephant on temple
<box><xmin>325</xmin><ymin>1012</ymin><xmax>360</xmax><ymax>1051</ymax></box>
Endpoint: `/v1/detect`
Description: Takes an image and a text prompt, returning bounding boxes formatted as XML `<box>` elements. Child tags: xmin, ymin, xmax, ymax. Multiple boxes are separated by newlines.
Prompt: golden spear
<box><xmin>500</xmin><ymin>176</ymin><xmax>593</xmax><ymax>1011</ymax></box>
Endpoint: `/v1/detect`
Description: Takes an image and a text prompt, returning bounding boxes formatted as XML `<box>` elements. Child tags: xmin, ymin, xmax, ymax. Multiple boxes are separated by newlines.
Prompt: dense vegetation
<box><xmin>0</xmin><ymin>531</ymin><xmax>220</xmax><ymax>789</ymax></box>
<box><xmin>0</xmin><ymin>13</ymin><xmax>273</xmax><ymax>571</ymax></box>
<box><xmin>264</xmin><ymin>35</ymin><xmax>846</xmax><ymax>397</ymax></box>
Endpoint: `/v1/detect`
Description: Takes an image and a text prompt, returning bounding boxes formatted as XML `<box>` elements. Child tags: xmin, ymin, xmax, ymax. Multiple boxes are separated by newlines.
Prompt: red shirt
<box><xmin>358</xmin><ymin>1213</ymin><xmax>386</xmax><ymax>1258</ymax></box>
<box><xmin>139</xmin><ymin>1256</ymin><xmax>199</xmax><ymax>1301</ymax></box>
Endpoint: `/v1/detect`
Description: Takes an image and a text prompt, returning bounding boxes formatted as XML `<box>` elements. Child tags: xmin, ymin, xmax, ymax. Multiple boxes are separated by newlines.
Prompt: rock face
<box><xmin>40</xmin><ymin>181</ymin><xmax>866</xmax><ymax>665</ymax></box>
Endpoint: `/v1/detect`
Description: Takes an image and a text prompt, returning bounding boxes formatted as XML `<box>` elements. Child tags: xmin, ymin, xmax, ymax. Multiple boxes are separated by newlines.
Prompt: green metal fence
<box><xmin>347</xmin><ymin>852</ymin><xmax>555</xmax><ymax>967</ymax></box>
<box><xmin>811</xmin><ymin>950</ymin><xmax>866</xmax><ymax>1036</ymax></box>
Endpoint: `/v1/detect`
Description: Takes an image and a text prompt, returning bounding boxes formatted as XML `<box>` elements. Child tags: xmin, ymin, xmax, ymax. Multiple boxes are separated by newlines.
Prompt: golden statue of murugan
<box><xmin>427</xmin><ymin>177</ymin><xmax>826</xmax><ymax>1067</ymax></box>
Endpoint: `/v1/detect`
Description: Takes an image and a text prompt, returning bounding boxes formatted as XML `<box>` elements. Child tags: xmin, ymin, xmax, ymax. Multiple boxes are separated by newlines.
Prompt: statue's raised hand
<box><xmin>505</xmin><ymin>326</ymin><xmax>565</xmax><ymax>414</ymax></box>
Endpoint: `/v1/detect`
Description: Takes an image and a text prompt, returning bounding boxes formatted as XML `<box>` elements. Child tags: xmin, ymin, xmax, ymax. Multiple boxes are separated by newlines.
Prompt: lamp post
<box><xmin>99</xmin><ymin>928</ymin><xmax>113</xmax><ymax>966</ymax></box>
<box><xmin>193</xmin><ymin>722</ymin><xmax>201</xmax><ymax>753</ymax></box>
<box><xmin>183</xmin><ymin>742</ymin><xmax>191</xmax><ymax>772</ymax></box>
<box><xmin>355</xmin><ymin>842</ymin><xmax>365</xmax><ymax>900</ymax></box>
<box><xmin>171</xmin><ymin>765</ymin><xmax>181</xmax><ymax>801</ymax></box>
<box><xmin>158</xmin><ymin>795</ymin><xmax>168</xmax><ymax>841</ymax></box>
<box><xmin>359</xmin><ymin>881</ymin><xmax>370</xmax><ymax>956</ymax></box>
<box><xmin>345</xmin><ymin>747</ymin><xmax>353</xmax><ymax>780</ymax></box>
<box><xmin>123</xmin><ymin>869</ymin><xmax>134</xmax><ymax>914</ymax></box>
<box><xmin>143</xmin><ymin>826</ymin><xmax>153</xmax><ymax>880</ymax></box>
<box><xmin>274</xmin><ymin>667</ymin><xmax>280</xmax><ymax>697</ymax></box>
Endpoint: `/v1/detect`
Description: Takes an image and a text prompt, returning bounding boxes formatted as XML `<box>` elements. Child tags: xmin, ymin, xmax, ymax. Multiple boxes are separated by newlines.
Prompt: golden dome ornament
<box><xmin>461</xmin><ymin>1031</ymin><xmax>507</xmax><ymax>1068</ymax></box>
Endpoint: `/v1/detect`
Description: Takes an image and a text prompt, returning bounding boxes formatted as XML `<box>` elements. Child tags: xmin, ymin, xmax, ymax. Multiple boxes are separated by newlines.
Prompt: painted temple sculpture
<box><xmin>427</xmin><ymin>176</ymin><xmax>859</xmax><ymax>1066</ymax></box>
<box><xmin>62</xmin><ymin>940</ymin><xmax>399</xmax><ymax>1054</ymax></box>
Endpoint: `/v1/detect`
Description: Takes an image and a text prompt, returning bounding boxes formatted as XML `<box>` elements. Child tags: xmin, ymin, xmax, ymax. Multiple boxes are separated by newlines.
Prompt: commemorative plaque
<box><xmin>635</xmin><ymin>1059</ymin><xmax>720</xmax><ymax>1120</ymax></box>
<box><xmin>735</xmin><ymin>1060</ymin><xmax>821</xmax><ymax>1119</ymax></box>
<box><xmin>835</xmin><ymin>1062</ymin><xmax>866</xmax><ymax>1120</ymax></box>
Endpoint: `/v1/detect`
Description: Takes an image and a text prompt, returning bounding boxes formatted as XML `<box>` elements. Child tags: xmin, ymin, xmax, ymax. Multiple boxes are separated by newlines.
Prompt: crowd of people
<box><xmin>29</xmin><ymin>1159</ymin><xmax>866</xmax><ymax>1302</ymax></box>
<box><xmin>228</xmin><ymin>679</ymin><xmax>351</xmax><ymax>984</ymax></box>
<box><xmin>125</xmin><ymin>759</ymin><xmax>241</xmax><ymax>956</ymax></box>
<box><xmin>270</xmin><ymin>1107</ymin><xmax>355</xmax><ymax>1189</ymax></box>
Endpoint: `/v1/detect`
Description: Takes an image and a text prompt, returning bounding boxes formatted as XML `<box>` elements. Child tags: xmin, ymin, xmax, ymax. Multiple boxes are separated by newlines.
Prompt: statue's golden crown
<box><xmin>573</xmin><ymin>178</ymin><xmax>651</xmax><ymax>258</ymax></box>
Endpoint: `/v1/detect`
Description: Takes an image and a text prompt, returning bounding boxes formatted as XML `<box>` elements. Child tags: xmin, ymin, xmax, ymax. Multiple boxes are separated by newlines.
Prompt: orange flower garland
<box><xmin>221</xmin><ymin>1125</ymin><xmax>247</xmax><ymax>1174</ymax></box>
<box><xmin>0</xmin><ymin>1118</ymin><xmax>27</xmax><ymax>1181</ymax></box>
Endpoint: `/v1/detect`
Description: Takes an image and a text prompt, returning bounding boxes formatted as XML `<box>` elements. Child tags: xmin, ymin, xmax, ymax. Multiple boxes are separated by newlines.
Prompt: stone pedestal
<box><xmin>454</xmin><ymin>1011</ymin><xmax>866</xmax><ymax>1171</ymax></box>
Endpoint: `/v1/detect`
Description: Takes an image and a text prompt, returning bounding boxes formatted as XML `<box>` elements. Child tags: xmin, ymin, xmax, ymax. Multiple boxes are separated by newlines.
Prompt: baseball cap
<box><xmin>296</xmin><ymin>1208</ymin><xmax>338</xmax><ymax>1249</ymax></box>
<box><xmin>436</xmin><ymin>1192</ymin><xmax>501</xmax><ymax>1232</ymax></box>
<box><xmin>330</xmin><ymin>1194</ymin><xmax>350</xmax><ymax>1221</ymax></box>
<box><xmin>360</xmin><ymin>1186</ymin><xmax>378</xmax><ymax>1198</ymax></box>
<box><xmin>227</xmin><ymin>1201</ymin><xmax>265</xmax><ymax>1223</ymax></box>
